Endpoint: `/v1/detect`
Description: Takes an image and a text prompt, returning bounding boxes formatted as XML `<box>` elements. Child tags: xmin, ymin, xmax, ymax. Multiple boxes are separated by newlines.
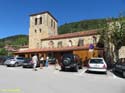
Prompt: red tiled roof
<box><xmin>14</xmin><ymin>44</ymin><xmax>103</xmax><ymax>54</ymax></box>
<box><xmin>15</xmin><ymin>45</ymin><xmax>89</xmax><ymax>54</ymax></box>
<box><xmin>41</xmin><ymin>29</ymin><xmax>98</xmax><ymax>40</ymax></box>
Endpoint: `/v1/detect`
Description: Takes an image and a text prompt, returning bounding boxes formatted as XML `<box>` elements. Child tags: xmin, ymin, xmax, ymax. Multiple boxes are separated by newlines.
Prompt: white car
<box><xmin>87</xmin><ymin>58</ymin><xmax>107</xmax><ymax>73</ymax></box>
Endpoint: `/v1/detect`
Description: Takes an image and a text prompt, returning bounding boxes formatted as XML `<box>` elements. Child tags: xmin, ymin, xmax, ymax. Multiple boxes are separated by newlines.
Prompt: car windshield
<box><xmin>90</xmin><ymin>59</ymin><xmax>103</xmax><ymax>64</ymax></box>
<box><xmin>24</xmin><ymin>58</ymin><xmax>32</xmax><ymax>62</ymax></box>
<box><xmin>17</xmin><ymin>57</ymin><xmax>24</xmax><ymax>60</ymax></box>
<box><xmin>8</xmin><ymin>57</ymin><xmax>14</xmax><ymax>60</ymax></box>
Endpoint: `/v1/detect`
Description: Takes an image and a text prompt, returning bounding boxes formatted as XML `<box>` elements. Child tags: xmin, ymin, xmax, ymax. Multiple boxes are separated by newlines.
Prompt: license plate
<box><xmin>65</xmin><ymin>66</ymin><xmax>70</xmax><ymax>68</ymax></box>
<box><xmin>94</xmin><ymin>65</ymin><xmax>99</xmax><ymax>68</ymax></box>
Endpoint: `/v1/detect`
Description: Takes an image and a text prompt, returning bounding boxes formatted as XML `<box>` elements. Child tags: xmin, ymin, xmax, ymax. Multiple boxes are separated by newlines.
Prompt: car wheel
<box><xmin>23</xmin><ymin>66</ymin><xmax>26</xmax><ymax>68</ymax></box>
<box><xmin>62</xmin><ymin>58</ymin><xmax>71</xmax><ymax>66</ymax></box>
<box><xmin>61</xmin><ymin>67</ymin><xmax>65</xmax><ymax>71</ymax></box>
<box><xmin>79</xmin><ymin>65</ymin><xmax>83</xmax><ymax>69</ymax></box>
<box><xmin>122</xmin><ymin>71</ymin><xmax>125</xmax><ymax>78</ymax></box>
<box><xmin>74</xmin><ymin>65</ymin><xmax>78</xmax><ymax>72</ymax></box>
<box><xmin>105</xmin><ymin>71</ymin><xmax>107</xmax><ymax>75</ymax></box>
<box><xmin>15</xmin><ymin>63</ymin><xmax>18</xmax><ymax>67</ymax></box>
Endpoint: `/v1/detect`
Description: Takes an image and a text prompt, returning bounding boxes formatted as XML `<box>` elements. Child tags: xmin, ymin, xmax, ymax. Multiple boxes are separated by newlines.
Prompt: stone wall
<box><xmin>41</xmin><ymin>35</ymin><xmax>100</xmax><ymax>48</ymax></box>
<box><xmin>29</xmin><ymin>12</ymin><xmax>58</xmax><ymax>49</ymax></box>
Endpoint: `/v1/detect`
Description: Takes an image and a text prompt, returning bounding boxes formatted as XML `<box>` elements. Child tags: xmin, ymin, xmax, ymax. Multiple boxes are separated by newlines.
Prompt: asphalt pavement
<box><xmin>0</xmin><ymin>65</ymin><xmax>125</xmax><ymax>93</ymax></box>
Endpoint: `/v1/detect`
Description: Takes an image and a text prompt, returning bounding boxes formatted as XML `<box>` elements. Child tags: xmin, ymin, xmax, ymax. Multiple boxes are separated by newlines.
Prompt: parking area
<box><xmin>0</xmin><ymin>65</ymin><xmax>125</xmax><ymax>93</ymax></box>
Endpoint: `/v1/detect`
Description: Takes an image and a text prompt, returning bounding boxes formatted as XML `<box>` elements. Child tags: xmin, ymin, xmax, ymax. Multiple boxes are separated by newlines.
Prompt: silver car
<box><xmin>87</xmin><ymin>58</ymin><xmax>107</xmax><ymax>74</ymax></box>
<box><xmin>4</xmin><ymin>57</ymin><xmax>25</xmax><ymax>67</ymax></box>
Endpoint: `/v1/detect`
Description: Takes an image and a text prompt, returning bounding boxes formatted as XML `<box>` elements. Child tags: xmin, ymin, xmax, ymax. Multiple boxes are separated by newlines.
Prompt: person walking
<box><xmin>45</xmin><ymin>56</ymin><xmax>49</xmax><ymax>67</ymax></box>
<box><xmin>40</xmin><ymin>55</ymin><xmax>44</xmax><ymax>69</ymax></box>
<box><xmin>32</xmin><ymin>54</ymin><xmax>38</xmax><ymax>71</ymax></box>
<box><xmin>55</xmin><ymin>59</ymin><xmax>59</xmax><ymax>70</ymax></box>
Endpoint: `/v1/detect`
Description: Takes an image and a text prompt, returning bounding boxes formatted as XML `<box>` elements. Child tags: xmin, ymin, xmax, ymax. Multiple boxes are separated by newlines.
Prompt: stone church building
<box><xmin>15</xmin><ymin>11</ymin><xmax>104</xmax><ymax>63</ymax></box>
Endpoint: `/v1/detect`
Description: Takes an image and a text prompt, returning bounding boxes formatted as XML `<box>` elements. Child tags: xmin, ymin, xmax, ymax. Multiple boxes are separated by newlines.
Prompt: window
<box><xmin>54</xmin><ymin>22</ymin><xmax>55</xmax><ymax>29</ymax></box>
<box><xmin>58</xmin><ymin>41</ymin><xmax>62</xmax><ymax>48</ymax></box>
<box><xmin>51</xmin><ymin>19</ymin><xmax>53</xmax><ymax>27</ymax></box>
<box><xmin>90</xmin><ymin>59</ymin><xmax>103</xmax><ymax>64</ymax></box>
<box><xmin>35</xmin><ymin>18</ymin><xmax>37</xmax><ymax>25</ymax></box>
<box><xmin>68</xmin><ymin>40</ymin><xmax>72</xmax><ymax>47</ymax></box>
<box><xmin>35</xmin><ymin>29</ymin><xmax>37</xmax><ymax>33</ymax></box>
<box><xmin>40</xmin><ymin>17</ymin><xmax>42</xmax><ymax>24</ymax></box>
<box><xmin>49</xmin><ymin>41</ymin><xmax>54</xmax><ymax>48</ymax></box>
<box><xmin>78</xmin><ymin>38</ymin><xmax>84</xmax><ymax>46</ymax></box>
<box><xmin>39</xmin><ymin>29</ymin><xmax>42</xmax><ymax>33</ymax></box>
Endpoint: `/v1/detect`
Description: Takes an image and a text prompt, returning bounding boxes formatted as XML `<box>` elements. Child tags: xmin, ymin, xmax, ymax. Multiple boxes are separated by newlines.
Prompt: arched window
<box><xmin>58</xmin><ymin>41</ymin><xmax>62</xmax><ymax>48</ymax></box>
<box><xmin>78</xmin><ymin>38</ymin><xmax>84</xmax><ymax>46</ymax></box>
<box><xmin>49</xmin><ymin>41</ymin><xmax>54</xmax><ymax>48</ymax></box>
<box><xmin>68</xmin><ymin>40</ymin><xmax>72</xmax><ymax>47</ymax></box>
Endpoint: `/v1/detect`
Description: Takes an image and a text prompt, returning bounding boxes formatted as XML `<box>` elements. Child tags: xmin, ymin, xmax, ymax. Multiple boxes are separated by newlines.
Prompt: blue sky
<box><xmin>0</xmin><ymin>0</ymin><xmax>125</xmax><ymax>38</ymax></box>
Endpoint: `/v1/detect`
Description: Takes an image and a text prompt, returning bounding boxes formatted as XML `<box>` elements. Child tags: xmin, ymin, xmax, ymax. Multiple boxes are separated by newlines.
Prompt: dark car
<box><xmin>112</xmin><ymin>58</ymin><xmax>125</xmax><ymax>78</ymax></box>
<box><xmin>48</xmin><ymin>57</ymin><xmax>56</xmax><ymax>64</ymax></box>
<box><xmin>0</xmin><ymin>56</ymin><xmax>6</xmax><ymax>65</ymax></box>
<box><xmin>61</xmin><ymin>53</ymin><xmax>83</xmax><ymax>72</ymax></box>
<box><xmin>22</xmin><ymin>58</ymin><xmax>40</xmax><ymax>68</ymax></box>
<box><xmin>22</xmin><ymin>58</ymin><xmax>33</xmax><ymax>68</ymax></box>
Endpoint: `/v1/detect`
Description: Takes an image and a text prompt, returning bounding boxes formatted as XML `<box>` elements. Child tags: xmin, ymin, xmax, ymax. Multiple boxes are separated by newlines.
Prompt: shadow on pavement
<box><xmin>85</xmin><ymin>70</ymin><xmax>107</xmax><ymax>75</ymax></box>
<box><xmin>112</xmin><ymin>71</ymin><xmax>125</xmax><ymax>79</ymax></box>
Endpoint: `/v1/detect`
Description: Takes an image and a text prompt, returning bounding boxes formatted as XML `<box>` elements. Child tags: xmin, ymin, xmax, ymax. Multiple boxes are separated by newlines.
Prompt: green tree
<box><xmin>99</xmin><ymin>17</ymin><xmax>125</xmax><ymax>62</ymax></box>
<box><xmin>0</xmin><ymin>48</ymin><xmax>8</xmax><ymax>56</ymax></box>
<box><xmin>110</xmin><ymin>17</ymin><xmax>125</xmax><ymax>61</ymax></box>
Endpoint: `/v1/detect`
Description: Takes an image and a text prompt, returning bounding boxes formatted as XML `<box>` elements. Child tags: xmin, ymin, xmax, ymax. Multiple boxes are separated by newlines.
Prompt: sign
<box><xmin>89</xmin><ymin>44</ymin><xmax>94</xmax><ymax>52</ymax></box>
<box><xmin>119</xmin><ymin>46</ymin><xmax>125</xmax><ymax>58</ymax></box>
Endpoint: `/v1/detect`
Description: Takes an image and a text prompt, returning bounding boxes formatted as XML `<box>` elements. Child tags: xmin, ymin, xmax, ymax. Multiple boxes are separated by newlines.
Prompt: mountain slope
<box><xmin>0</xmin><ymin>35</ymin><xmax>28</xmax><ymax>48</ymax></box>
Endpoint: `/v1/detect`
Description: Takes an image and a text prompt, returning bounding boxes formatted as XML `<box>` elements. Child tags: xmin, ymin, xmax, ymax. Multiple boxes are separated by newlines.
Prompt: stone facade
<box><xmin>28</xmin><ymin>11</ymin><xmax>100</xmax><ymax>50</ymax></box>
<box><xmin>15</xmin><ymin>11</ymin><xmax>103</xmax><ymax>60</ymax></box>
<box><xmin>29</xmin><ymin>11</ymin><xmax>58</xmax><ymax>48</ymax></box>
<box><xmin>41</xmin><ymin>35</ymin><xmax>100</xmax><ymax>48</ymax></box>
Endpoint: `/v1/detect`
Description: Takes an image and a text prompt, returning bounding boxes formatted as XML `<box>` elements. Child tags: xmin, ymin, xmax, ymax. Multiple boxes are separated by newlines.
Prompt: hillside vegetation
<box><xmin>0</xmin><ymin>17</ymin><xmax>124</xmax><ymax>56</ymax></box>
<box><xmin>58</xmin><ymin>18</ymin><xmax>107</xmax><ymax>34</ymax></box>
<box><xmin>0</xmin><ymin>35</ymin><xmax>28</xmax><ymax>48</ymax></box>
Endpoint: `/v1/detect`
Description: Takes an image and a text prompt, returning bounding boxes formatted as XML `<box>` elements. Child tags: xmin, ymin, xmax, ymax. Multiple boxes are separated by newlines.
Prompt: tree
<box><xmin>110</xmin><ymin>17</ymin><xmax>125</xmax><ymax>61</ymax></box>
<box><xmin>99</xmin><ymin>17</ymin><xmax>125</xmax><ymax>63</ymax></box>
<box><xmin>0</xmin><ymin>48</ymin><xmax>8</xmax><ymax>56</ymax></box>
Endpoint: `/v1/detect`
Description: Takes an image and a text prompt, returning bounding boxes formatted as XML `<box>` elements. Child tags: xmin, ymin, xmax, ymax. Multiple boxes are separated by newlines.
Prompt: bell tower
<box><xmin>29</xmin><ymin>11</ymin><xmax>58</xmax><ymax>49</ymax></box>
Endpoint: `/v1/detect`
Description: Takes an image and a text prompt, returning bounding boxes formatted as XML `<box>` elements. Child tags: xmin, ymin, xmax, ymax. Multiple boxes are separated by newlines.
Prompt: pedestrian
<box><xmin>55</xmin><ymin>59</ymin><xmax>59</xmax><ymax>70</ymax></box>
<box><xmin>32</xmin><ymin>54</ymin><xmax>38</xmax><ymax>71</ymax></box>
<box><xmin>40</xmin><ymin>55</ymin><xmax>44</xmax><ymax>69</ymax></box>
<box><xmin>45</xmin><ymin>56</ymin><xmax>49</xmax><ymax>67</ymax></box>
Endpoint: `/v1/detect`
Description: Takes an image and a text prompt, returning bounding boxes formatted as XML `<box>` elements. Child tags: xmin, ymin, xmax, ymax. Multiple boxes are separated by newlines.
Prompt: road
<box><xmin>0</xmin><ymin>65</ymin><xmax>125</xmax><ymax>93</ymax></box>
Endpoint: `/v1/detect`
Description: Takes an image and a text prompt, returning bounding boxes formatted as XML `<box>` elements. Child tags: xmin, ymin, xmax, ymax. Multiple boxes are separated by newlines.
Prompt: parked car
<box><xmin>22</xmin><ymin>58</ymin><xmax>40</xmax><ymax>68</ymax></box>
<box><xmin>112</xmin><ymin>58</ymin><xmax>125</xmax><ymax>78</ymax></box>
<box><xmin>48</xmin><ymin>57</ymin><xmax>56</xmax><ymax>64</ymax></box>
<box><xmin>0</xmin><ymin>56</ymin><xmax>7</xmax><ymax>65</ymax></box>
<box><xmin>4</xmin><ymin>57</ymin><xmax>25</xmax><ymax>67</ymax></box>
<box><xmin>22</xmin><ymin>58</ymin><xmax>34</xmax><ymax>68</ymax></box>
<box><xmin>87</xmin><ymin>58</ymin><xmax>107</xmax><ymax>74</ymax></box>
<box><xmin>60</xmin><ymin>53</ymin><xmax>83</xmax><ymax>72</ymax></box>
